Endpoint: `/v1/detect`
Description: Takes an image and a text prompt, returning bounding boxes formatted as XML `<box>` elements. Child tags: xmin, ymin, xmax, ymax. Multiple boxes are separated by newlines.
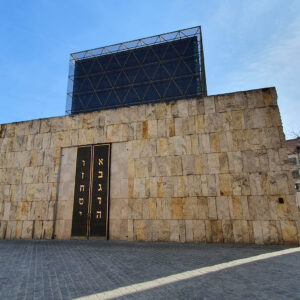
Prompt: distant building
<box><xmin>286</xmin><ymin>137</ymin><xmax>300</xmax><ymax>210</ymax></box>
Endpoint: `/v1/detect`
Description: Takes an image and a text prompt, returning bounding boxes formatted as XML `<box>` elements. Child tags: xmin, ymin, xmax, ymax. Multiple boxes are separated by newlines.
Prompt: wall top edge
<box><xmin>0</xmin><ymin>86</ymin><xmax>277</xmax><ymax>127</ymax></box>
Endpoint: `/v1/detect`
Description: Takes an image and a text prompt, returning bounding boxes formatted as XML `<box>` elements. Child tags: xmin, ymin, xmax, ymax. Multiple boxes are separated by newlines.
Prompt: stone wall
<box><xmin>0</xmin><ymin>87</ymin><xmax>299</xmax><ymax>244</ymax></box>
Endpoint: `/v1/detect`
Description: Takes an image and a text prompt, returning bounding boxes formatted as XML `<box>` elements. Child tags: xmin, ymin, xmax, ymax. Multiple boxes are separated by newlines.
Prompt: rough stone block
<box><xmin>34</xmin><ymin>220</ymin><xmax>43</xmax><ymax>239</ymax></box>
<box><xmin>157</xmin><ymin>138</ymin><xmax>169</xmax><ymax>156</ymax></box>
<box><xmin>43</xmin><ymin>221</ymin><xmax>53</xmax><ymax>239</ymax></box>
<box><xmin>0</xmin><ymin>221</ymin><xmax>7</xmax><ymax>238</ymax></box>
<box><xmin>2</xmin><ymin>202</ymin><xmax>11</xmax><ymax>221</ymax></box>
<box><xmin>219</xmin><ymin>153</ymin><xmax>229</xmax><ymax>173</ymax></box>
<box><xmin>205</xmin><ymin>220</ymin><xmax>212</xmax><ymax>242</ymax></box>
<box><xmin>21</xmin><ymin>221</ymin><xmax>33</xmax><ymax>239</ymax></box>
<box><xmin>281</xmin><ymin>221</ymin><xmax>298</xmax><ymax>244</ymax></box>
<box><xmin>158</xmin><ymin>220</ymin><xmax>170</xmax><ymax>241</ymax></box>
<box><xmin>207</xmin><ymin>197</ymin><xmax>217</xmax><ymax>219</ymax></box>
<box><xmin>171</xmin><ymin>198</ymin><xmax>183</xmax><ymax>219</ymax></box>
<box><xmin>182</xmin><ymin>197</ymin><xmax>198</xmax><ymax>219</ymax></box>
<box><xmin>54</xmin><ymin>220</ymin><xmax>72</xmax><ymax>239</ymax></box>
<box><xmin>127</xmin><ymin>219</ymin><xmax>134</xmax><ymax>241</ymax></box>
<box><xmin>16</xmin><ymin>221</ymin><xmax>24</xmax><ymax>238</ymax></box>
<box><xmin>155</xmin><ymin>198</ymin><xmax>166</xmax><ymax>219</ymax></box>
<box><xmin>204</xmin><ymin>96</ymin><xmax>215</xmax><ymax>114</ymax></box>
<box><xmin>252</xmin><ymin>221</ymin><xmax>264</xmax><ymax>244</ymax></box>
<box><xmin>170</xmin><ymin>156</ymin><xmax>182</xmax><ymax>176</ymax></box>
<box><xmin>242</xmin><ymin>150</ymin><xmax>260</xmax><ymax>173</ymax></box>
<box><xmin>232</xmin><ymin>220</ymin><xmax>243</xmax><ymax>243</ymax></box>
<box><xmin>16</xmin><ymin>202</ymin><xmax>29</xmax><ymax>221</ymax></box>
<box><xmin>169</xmin><ymin>220</ymin><xmax>180</xmax><ymax>242</ymax></box>
<box><xmin>211</xmin><ymin>220</ymin><xmax>223</xmax><ymax>243</ymax></box>
<box><xmin>222</xmin><ymin>220</ymin><xmax>234</xmax><ymax>243</ymax></box>
<box><xmin>229</xmin><ymin>196</ymin><xmax>243</xmax><ymax>219</ymax></box>
<box><xmin>57</xmin><ymin>182</ymin><xmax>75</xmax><ymax>201</ymax></box>
<box><xmin>173</xmin><ymin>176</ymin><xmax>188</xmax><ymax>197</ymax></box>
<box><xmin>176</xmin><ymin>101</ymin><xmax>189</xmax><ymax>118</ymax></box>
<box><xmin>5</xmin><ymin>221</ymin><xmax>17</xmax><ymax>239</ymax></box>
<box><xmin>185</xmin><ymin>220</ymin><xmax>194</xmax><ymax>242</ymax></box>
<box><xmin>168</xmin><ymin>118</ymin><xmax>175</xmax><ymax>137</ymax></box>
<box><xmin>110</xmin><ymin>198</ymin><xmax>128</xmax><ymax>220</ymax></box>
<box><xmin>219</xmin><ymin>174</ymin><xmax>232</xmax><ymax>196</ymax></box>
<box><xmin>207</xmin><ymin>153</ymin><xmax>220</xmax><ymax>174</ymax></box>
<box><xmin>139</xmin><ymin>139</ymin><xmax>156</xmax><ymax>158</ymax></box>
<box><xmin>192</xmin><ymin>220</ymin><xmax>206</xmax><ymax>242</ymax></box>
<box><xmin>198</xmin><ymin>133</ymin><xmax>210</xmax><ymax>153</ymax></box>
<box><xmin>195</xmin><ymin>115</ymin><xmax>204</xmax><ymax>133</ymax></box>
<box><xmin>156</xmin><ymin>103</ymin><xmax>171</xmax><ymax>120</ymax></box>
<box><xmin>56</xmin><ymin>201</ymin><xmax>73</xmax><ymax>220</ymax></box>
<box><xmin>216</xmin><ymin>196</ymin><xmax>230</xmax><ymax>219</ymax></box>
<box><xmin>197</xmin><ymin>197</ymin><xmax>208</xmax><ymax>219</ymax></box>
<box><xmin>261</xmin><ymin>127</ymin><xmax>281</xmax><ymax>149</ymax></box>
<box><xmin>182</xmin><ymin>155</ymin><xmax>195</xmax><ymax>175</ymax></box>
<box><xmin>248</xmin><ymin>196</ymin><xmax>270</xmax><ymax>220</ymax></box>
<box><xmin>134</xmin><ymin>220</ymin><xmax>145</xmax><ymax>241</ymax></box>
<box><xmin>134</xmin><ymin>158</ymin><xmax>149</xmax><ymax>178</ymax></box>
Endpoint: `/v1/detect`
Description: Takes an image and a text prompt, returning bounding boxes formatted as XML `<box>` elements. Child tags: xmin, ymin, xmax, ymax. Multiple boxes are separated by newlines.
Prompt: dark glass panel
<box><xmin>71</xmin><ymin>36</ymin><xmax>203</xmax><ymax>114</ymax></box>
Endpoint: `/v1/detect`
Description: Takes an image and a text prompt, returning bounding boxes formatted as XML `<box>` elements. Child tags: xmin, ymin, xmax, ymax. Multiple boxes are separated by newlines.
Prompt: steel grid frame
<box><xmin>66</xmin><ymin>26</ymin><xmax>207</xmax><ymax>114</ymax></box>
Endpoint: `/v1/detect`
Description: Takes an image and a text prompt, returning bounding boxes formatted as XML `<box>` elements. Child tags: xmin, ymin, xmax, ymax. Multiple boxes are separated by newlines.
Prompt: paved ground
<box><xmin>0</xmin><ymin>240</ymin><xmax>299</xmax><ymax>299</ymax></box>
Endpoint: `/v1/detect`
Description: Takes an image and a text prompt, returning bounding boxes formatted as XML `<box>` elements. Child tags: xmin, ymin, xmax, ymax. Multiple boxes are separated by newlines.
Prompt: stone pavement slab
<box><xmin>0</xmin><ymin>240</ymin><xmax>299</xmax><ymax>299</ymax></box>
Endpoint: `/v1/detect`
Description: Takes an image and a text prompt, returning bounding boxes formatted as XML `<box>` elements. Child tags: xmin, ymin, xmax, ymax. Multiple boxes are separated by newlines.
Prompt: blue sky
<box><xmin>0</xmin><ymin>0</ymin><xmax>299</xmax><ymax>136</ymax></box>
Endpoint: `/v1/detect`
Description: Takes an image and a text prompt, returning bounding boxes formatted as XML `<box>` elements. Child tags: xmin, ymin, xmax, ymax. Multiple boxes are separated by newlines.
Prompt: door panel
<box><xmin>71</xmin><ymin>144</ymin><xmax>110</xmax><ymax>239</ymax></box>
<box><xmin>90</xmin><ymin>144</ymin><xmax>110</xmax><ymax>237</ymax></box>
<box><xmin>71</xmin><ymin>146</ymin><xmax>91</xmax><ymax>237</ymax></box>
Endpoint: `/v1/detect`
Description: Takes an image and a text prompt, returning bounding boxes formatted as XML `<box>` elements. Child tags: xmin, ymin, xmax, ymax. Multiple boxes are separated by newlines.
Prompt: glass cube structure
<box><xmin>66</xmin><ymin>26</ymin><xmax>207</xmax><ymax>114</ymax></box>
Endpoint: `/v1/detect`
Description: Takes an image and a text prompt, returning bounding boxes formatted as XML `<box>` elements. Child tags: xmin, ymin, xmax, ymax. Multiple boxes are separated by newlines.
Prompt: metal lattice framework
<box><xmin>66</xmin><ymin>26</ymin><xmax>207</xmax><ymax>114</ymax></box>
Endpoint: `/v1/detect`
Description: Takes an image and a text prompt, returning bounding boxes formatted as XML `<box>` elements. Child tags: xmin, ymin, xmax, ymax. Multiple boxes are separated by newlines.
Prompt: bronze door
<box><xmin>71</xmin><ymin>144</ymin><xmax>111</xmax><ymax>239</ymax></box>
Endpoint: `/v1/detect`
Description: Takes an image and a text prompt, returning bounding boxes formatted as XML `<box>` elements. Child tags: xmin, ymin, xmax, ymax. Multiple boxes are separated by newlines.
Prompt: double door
<box><xmin>71</xmin><ymin>144</ymin><xmax>110</xmax><ymax>239</ymax></box>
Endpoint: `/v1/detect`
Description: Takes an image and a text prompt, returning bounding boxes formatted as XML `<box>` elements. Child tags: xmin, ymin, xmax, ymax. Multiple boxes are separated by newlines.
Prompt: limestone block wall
<box><xmin>0</xmin><ymin>87</ymin><xmax>299</xmax><ymax>244</ymax></box>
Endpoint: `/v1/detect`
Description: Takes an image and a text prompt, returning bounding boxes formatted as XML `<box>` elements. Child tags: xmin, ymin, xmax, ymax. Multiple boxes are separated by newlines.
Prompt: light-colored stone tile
<box><xmin>56</xmin><ymin>200</ymin><xmax>73</xmax><ymax>220</ymax></box>
<box><xmin>198</xmin><ymin>133</ymin><xmax>210</xmax><ymax>153</ymax></box>
<box><xmin>43</xmin><ymin>220</ymin><xmax>53</xmax><ymax>239</ymax></box>
<box><xmin>171</xmin><ymin>198</ymin><xmax>183</xmax><ymax>219</ymax></box>
<box><xmin>157</xmin><ymin>138</ymin><xmax>169</xmax><ymax>156</ymax></box>
<box><xmin>57</xmin><ymin>182</ymin><xmax>75</xmax><ymax>201</ymax></box>
<box><xmin>229</xmin><ymin>196</ymin><xmax>243</xmax><ymax>219</ymax></box>
<box><xmin>219</xmin><ymin>174</ymin><xmax>232</xmax><ymax>196</ymax></box>
<box><xmin>207</xmin><ymin>153</ymin><xmax>220</xmax><ymax>174</ymax></box>
<box><xmin>232</xmin><ymin>220</ymin><xmax>243</xmax><ymax>243</ymax></box>
<box><xmin>1</xmin><ymin>220</ymin><xmax>8</xmax><ymax>238</ymax></box>
<box><xmin>182</xmin><ymin>155</ymin><xmax>195</xmax><ymax>175</ymax></box>
<box><xmin>222</xmin><ymin>220</ymin><xmax>234</xmax><ymax>243</ymax></box>
<box><xmin>216</xmin><ymin>196</ymin><xmax>230</xmax><ymax>219</ymax></box>
<box><xmin>34</xmin><ymin>220</ymin><xmax>43</xmax><ymax>239</ymax></box>
<box><xmin>155</xmin><ymin>157</ymin><xmax>171</xmax><ymax>177</ymax></box>
<box><xmin>21</xmin><ymin>221</ymin><xmax>33</xmax><ymax>239</ymax></box>
<box><xmin>16</xmin><ymin>202</ymin><xmax>29</xmax><ymax>221</ymax></box>
<box><xmin>169</xmin><ymin>220</ymin><xmax>180</xmax><ymax>242</ymax></box>
<box><xmin>252</xmin><ymin>221</ymin><xmax>264</xmax><ymax>244</ymax></box>
<box><xmin>158</xmin><ymin>220</ymin><xmax>170</xmax><ymax>241</ymax></box>
<box><xmin>134</xmin><ymin>220</ymin><xmax>145</xmax><ymax>241</ymax></box>
<box><xmin>182</xmin><ymin>197</ymin><xmax>198</xmax><ymax>220</ymax></box>
<box><xmin>192</xmin><ymin>220</ymin><xmax>206</xmax><ymax>242</ymax></box>
<box><xmin>54</xmin><ymin>220</ymin><xmax>72</xmax><ymax>239</ymax></box>
<box><xmin>281</xmin><ymin>220</ymin><xmax>298</xmax><ymax>244</ymax></box>
<box><xmin>211</xmin><ymin>220</ymin><xmax>223</xmax><ymax>243</ymax></box>
<box><xmin>204</xmin><ymin>97</ymin><xmax>215</xmax><ymax>114</ymax></box>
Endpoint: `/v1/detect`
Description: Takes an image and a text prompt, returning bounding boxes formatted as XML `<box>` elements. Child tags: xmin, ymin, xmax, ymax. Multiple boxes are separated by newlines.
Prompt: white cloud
<box><xmin>217</xmin><ymin>12</ymin><xmax>300</xmax><ymax>134</ymax></box>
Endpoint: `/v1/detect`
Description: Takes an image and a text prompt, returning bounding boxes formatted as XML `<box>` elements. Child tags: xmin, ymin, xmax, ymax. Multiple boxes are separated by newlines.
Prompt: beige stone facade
<box><xmin>0</xmin><ymin>87</ymin><xmax>299</xmax><ymax>244</ymax></box>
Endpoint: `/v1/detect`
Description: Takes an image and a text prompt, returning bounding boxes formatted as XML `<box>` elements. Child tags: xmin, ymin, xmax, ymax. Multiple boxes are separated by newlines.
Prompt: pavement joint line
<box><xmin>74</xmin><ymin>247</ymin><xmax>300</xmax><ymax>300</ymax></box>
